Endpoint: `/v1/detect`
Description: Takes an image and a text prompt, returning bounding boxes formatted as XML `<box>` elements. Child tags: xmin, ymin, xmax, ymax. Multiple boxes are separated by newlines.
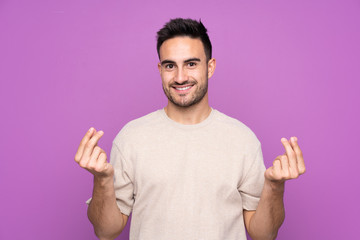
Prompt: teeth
<box><xmin>176</xmin><ymin>86</ymin><xmax>191</xmax><ymax>91</ymax></box>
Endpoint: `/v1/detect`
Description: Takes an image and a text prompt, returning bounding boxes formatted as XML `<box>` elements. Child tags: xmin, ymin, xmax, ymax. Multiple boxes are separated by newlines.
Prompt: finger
<box><xmin>290</xmin><ymin>137</ymin><xmax>306</xmax><ymax>174</ymax></box>
<box><xmin>79</xmin><ymin>145</ymin><xmax>100</xmax><ymax>169</ymax></box>
<box><xmin>75</xmin><ymin>127</ymin><xmax>95</xmax><ymax>163</ymax></box>
<box><xmin>271</xmin><ymin>158</ymin><xmax>282</xmax><ymax>181</ymax></box>
<box><xmin>281</xmin><ymin>138</ymin><xmax>298</xmax><ymax>174</ymax></box>
<box><xmin>86</xmin><ymin>146</ymin><xmax>103</xmax><ymax>169</ymax></box>
<box><xmin>95</xmin><ymin>152</ymin><xmax>108</xmax><ymax>173</ymax></box>
<box><xmin>81</xmin><ymin>130</ymin><xmax>104</xmax><ymax>161</ymax></box>
<box><xmin>279</xmin><ymin>155</ymin><xmax>290</xmax><ymax>179</ymax></box>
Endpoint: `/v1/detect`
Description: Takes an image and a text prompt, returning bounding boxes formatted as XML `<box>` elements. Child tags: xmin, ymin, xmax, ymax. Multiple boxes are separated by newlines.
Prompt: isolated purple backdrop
<box><xmin>1</xmin><ymin>0</ymin><xmax>359</xmax><ymax>239</ymax></box>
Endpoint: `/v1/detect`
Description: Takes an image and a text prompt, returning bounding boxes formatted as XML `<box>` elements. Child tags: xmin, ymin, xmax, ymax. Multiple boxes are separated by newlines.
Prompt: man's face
<box><xmin>158</xmin><ymin>36</ymin><xmax>215</xmax><ymax>108</ymax></box>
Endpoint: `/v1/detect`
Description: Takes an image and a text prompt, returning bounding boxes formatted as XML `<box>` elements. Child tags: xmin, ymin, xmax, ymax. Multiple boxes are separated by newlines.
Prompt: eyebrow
<box><xmin>160</xmin><ymin>58</ymin><xmax>201</xmax><ymax>66</ymax></box>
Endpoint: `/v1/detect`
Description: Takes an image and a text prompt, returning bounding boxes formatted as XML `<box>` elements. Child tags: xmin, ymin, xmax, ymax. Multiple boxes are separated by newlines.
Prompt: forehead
<box><xmin>159</xmin><ymin>36</ymin><xmax>206</xmax><ymax>61</ymax></box>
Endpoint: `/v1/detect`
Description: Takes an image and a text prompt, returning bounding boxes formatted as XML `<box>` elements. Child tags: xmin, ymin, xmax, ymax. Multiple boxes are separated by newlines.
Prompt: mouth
<box><xmin>172</xmin><ymin>84</ymin><xmax>194</xmax><ymax>93</ymax></box>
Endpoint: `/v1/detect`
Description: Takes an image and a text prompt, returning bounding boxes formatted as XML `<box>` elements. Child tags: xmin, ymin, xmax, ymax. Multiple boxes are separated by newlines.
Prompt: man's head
<box><xmin>156</xmin><ymin>18</ymin><xmax>212</xmax><ymax>62</ymax></box>
<box><xmin>156</xmin><ymin>18</ymin><xmax>216</xmax><ymax>108</ymax></box>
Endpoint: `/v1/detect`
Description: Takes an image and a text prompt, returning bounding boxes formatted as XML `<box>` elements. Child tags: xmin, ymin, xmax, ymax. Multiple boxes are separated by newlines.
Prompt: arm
<box><xmin>243</xmin><ymin>180</ymin><xmax>285</xmax><ymax>240</ymax></box>
<box><xmin>244</xmin><ymin>137</ymin><xmax>306</xmax><ymax>240</ymax></box>
<box><xmin>75</xmin><ymin>128</ymin><xmax>128</xmax><ymax>240</ymax></box>
<box><xmin>87</xmin><ymin>175</ymin><xmax>128</xmax><ymax>240</ymax></box>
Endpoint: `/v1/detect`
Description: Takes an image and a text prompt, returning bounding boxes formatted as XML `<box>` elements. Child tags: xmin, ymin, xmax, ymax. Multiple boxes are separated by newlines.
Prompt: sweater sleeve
<box><xmin>238</xmin><ymin>145</ymin><xmax>266</xmax><ymax>210</ymax></box>
<box><xmin>86</xmin><ymin>142</ymin><xmax>135</xmax><ymax>216</ymax></box>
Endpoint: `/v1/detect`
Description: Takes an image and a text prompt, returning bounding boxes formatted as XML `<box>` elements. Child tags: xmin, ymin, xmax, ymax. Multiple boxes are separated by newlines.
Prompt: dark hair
<box><xmin>156</xmin><ymin>18</ymin><xmax>212</xmax><ymax>61</ymax></box>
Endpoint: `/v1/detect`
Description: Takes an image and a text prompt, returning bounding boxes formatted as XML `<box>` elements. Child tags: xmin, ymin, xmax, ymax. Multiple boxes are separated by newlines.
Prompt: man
<box><xmin>75</xmin><ymin>18</ymin><xmax>305</xmax><ymax>240</ymax></box>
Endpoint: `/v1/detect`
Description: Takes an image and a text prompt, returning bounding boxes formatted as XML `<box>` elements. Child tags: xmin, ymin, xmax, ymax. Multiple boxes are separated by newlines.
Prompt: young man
<box><xmin>75</xmin><ymin>18</ymin><xmax>306</xmax><ymax>240</ymax></box>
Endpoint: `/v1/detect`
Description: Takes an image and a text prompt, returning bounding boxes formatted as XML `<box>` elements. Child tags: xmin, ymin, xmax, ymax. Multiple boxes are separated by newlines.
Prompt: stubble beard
<box><xmin>162</xmin><ymin>77</ymin><xmax>208</xmax><ymax>108</ymax></box>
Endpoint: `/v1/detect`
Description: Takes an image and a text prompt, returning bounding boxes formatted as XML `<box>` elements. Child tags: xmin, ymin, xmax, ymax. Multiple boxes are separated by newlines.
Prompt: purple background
<box><xmin>1</xmin><ymin>0</ymin><xmax>359</xmax><ymax>239</ymax></box>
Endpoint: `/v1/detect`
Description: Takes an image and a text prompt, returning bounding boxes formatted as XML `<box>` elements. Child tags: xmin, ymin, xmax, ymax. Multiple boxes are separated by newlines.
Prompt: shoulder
<box><xmin>212</xmin><ymin>109</ymin><xmax>261</xmax><ymax>148</ymax></box>
<box><xmin>113</xmin><ymin>109</ymin><xmax>164</xmax><ymax>145</ymax></box>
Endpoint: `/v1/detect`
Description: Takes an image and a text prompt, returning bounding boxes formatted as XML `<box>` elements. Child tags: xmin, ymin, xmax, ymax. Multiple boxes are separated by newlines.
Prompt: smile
<box><xmin>176</xmin><ymin>86</ymin><xmax>192</xmax><ymax>91</ymax></box>
<box><xmin>172</xmin><ymin>85</ymin><xmax>194</xmax><ymax>93</ymax></box>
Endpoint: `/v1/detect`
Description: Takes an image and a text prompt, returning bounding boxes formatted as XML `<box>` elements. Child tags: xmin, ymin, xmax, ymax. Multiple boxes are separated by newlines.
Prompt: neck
<box><xmin>164</xmin><ymin>95</ymin><xmax>211</xmax><ymax>125</ymax></box>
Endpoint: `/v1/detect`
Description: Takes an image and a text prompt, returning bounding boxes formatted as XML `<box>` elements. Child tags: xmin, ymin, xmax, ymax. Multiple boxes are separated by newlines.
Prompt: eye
<box><xmin>165</xmin><ymin>64</ymin><xmax>174</xmax><ymax>69</ymax></box>
<box><xmin>188</xmin><ymin>62</ymin><xmax>196</xmax><ymax>67</ymax></box>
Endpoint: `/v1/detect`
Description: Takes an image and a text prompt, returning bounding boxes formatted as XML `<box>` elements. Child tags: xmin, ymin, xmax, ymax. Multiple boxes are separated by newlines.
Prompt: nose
<box><xmin>174</xmin><ymin>67</ymin><xmax>188</xmax><ymax>84</ymax></box>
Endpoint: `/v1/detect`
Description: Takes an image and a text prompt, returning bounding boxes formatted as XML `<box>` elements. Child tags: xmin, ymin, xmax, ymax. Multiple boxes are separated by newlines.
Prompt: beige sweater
<box><xmin>90</xmin><ymin>108</ymin><xmax>265</xmax><ymax>240</ymax></box>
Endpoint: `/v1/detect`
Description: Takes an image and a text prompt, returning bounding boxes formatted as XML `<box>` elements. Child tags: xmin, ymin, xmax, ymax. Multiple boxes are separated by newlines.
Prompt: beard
<box><xmin>162</xmin><ymin>77</ymin><xmax>208</xmax><ymax>108</ymax></box>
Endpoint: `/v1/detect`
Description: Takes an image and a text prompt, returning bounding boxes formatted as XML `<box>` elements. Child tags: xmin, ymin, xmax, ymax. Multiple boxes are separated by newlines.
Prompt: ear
<box><xmin>157</xmin><ymin>62</ymin><xmax>162</xmax><ymax>74</ymax></box>
<box><xmin>207</xmin><ymin>58</ymin><xmax>216</xmax><ymax>79</ymax></box>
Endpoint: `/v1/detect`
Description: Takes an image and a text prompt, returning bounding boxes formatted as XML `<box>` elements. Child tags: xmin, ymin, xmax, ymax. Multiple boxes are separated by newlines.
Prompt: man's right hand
<box><xmin>75</xmin><ymin>128</ymin><xmax>127</xmax><ymax>238</ymax></box>
<box><xmin>74</xmin><ymin>127</ymin><xmax>114</xmax><ymax>178</ymax></box>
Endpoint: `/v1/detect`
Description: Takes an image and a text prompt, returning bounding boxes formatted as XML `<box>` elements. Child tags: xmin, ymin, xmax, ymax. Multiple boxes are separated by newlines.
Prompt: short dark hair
<box><xmin>156</xmin><ymin>18</ymin><xmax>212</xmax><ymax>61</ymax></box>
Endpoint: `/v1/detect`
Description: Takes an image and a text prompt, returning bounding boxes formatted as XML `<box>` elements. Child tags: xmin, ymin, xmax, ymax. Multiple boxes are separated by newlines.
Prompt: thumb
<box><xmin>265</xmin><ymin>166</ymin><xmax>276</xmax><ymax>181</ymax></box>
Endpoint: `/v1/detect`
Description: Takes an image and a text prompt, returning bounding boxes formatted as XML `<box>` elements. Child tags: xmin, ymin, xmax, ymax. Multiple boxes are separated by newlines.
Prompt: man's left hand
<box><xmin>265</xmin><ymin>137</ymin><xmax>306</xmax><ymax>184</ymax></box>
